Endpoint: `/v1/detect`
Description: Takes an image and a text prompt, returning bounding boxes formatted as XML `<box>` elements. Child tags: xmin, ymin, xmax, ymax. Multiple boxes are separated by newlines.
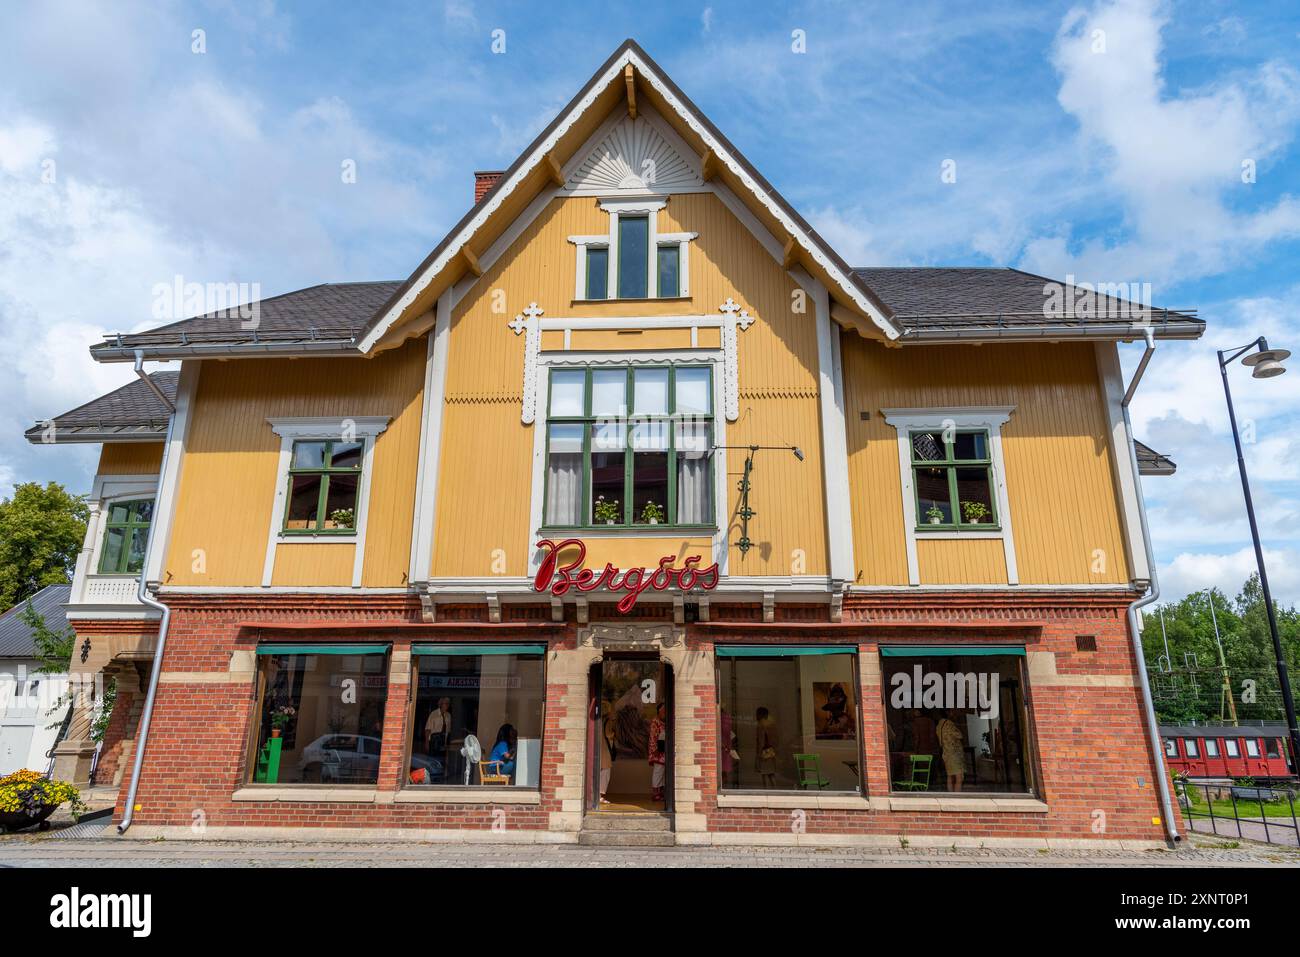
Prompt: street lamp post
<box><xmin>1217</xmin><ymin>336</ymin><xmax>1296</xmax><ymax>772</ymax></box>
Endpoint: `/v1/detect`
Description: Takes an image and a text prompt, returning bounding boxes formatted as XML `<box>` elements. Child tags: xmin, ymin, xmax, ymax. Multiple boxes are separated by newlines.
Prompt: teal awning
<box><xmin>257</xmin><ymin>643</ymin><xmax>389</xmax><ymax>655</ymax></box>
<box><xmin>715</xmin><ymin>645</ymin><xmax>856</xmax><ymax>658</ymax></box>
<box><xmin>879</xmin><ymin>645</ymin><xmax>1024</xmax><ymax>658</ymax></box>
<box><xmin>411</xmin><ymin>643</ymin><xmax>547</xmax><ymax>656</ymax></box>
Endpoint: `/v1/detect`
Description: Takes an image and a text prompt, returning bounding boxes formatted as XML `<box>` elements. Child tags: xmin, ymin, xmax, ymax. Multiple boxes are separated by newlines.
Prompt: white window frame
<box><xmin>263</xmin><ymin>416</ymin><xmax>391</xmax><ymax>588</ymax></box>
<box><xmin>84</xmin><ymin>475</ymin><xmax>160</xmax><ymax>580</ymax></box>
<box><xmin>568</xmin><ymin>199</ymin><xmax>695</xmax><ymax>301</ymax></box>
<box><xmin>1164</xmin><ymin>738</ymin><xmax>1178</xmax><ymax>757</ymax></box>
<box><xmin>1204</xmin><ymin>738</ymin><xmax>1220</xmax><ymax>758</ymax></box>
<box><xmin>1245</xmin><ymin>738</ymin><xmax>1260</xmax><ymax>757</ymax></box>
<box><xmin>881</xmin><ymin>407</ymin><xmax>1018</xmax><ymax>586</ymax></box>
<box><xmin>1184</xmin><ymin>738</ymin><xmax>1199</xmax><ymax>758</ymax></box>
<box><xmin>1225</xmin><ymin>738</ymin><xmax>1240</xmax><ymax>757</ymax></box>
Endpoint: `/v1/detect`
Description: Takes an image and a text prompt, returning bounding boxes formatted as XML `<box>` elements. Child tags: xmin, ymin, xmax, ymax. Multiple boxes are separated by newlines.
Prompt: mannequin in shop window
<box><xmin>424</xmin><ymin>697</ymin><xmax>452</xmax><ymax>779</ymax></box>
<box><xmin>937</xmin><ymin>708</ymin><xmax>966</xmax><ymax>792</ymax></box>
<box><xmin>599</xmin><ymin>698</ymin><xmax>617</xmax><ymax>804</ymax></box>
<box><xmin>755</xmin><ymin>706</ymin><xmax>777</xmax><ymax>789</ymax></box>
<box><xmin>649</xmin><ymin>703</ymin><xmax>668</xmax><ymax>802</ymax></box>
<box><xmin>490</xmin><ymin>724</ymin><xmax>518</xmax><ymax>780</ymax></box>
<box><xmin>720</xmin><ymin>705</ymin><xmax>739</xmax><ymax>788</ymax></box>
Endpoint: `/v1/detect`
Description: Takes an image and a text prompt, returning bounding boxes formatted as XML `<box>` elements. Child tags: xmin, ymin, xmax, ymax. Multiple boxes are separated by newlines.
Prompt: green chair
<box><xmin>794</xmin><ymin>753</ymin><xmax>831</xmax><ymax>790</ymax></box>
<box><xmin>893</xmin><ymin>754</ymin><xmax>933</xmax><ymax>791</ymax></box>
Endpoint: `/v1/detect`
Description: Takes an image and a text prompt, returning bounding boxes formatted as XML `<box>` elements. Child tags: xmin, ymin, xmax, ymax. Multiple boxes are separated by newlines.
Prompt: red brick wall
<box><xmin>117</xmin><ymin>591</ymin><xmax>1181</xmax><ymax>842</ymax></box>
<box><xmin>116</xmin><ymin>596</ymin><xmax>563</xmax><ymax>833</ymax></box>
<box><xmin>697</xmin><ymin>591</ymin><xmax>1182</xmax><ymax>842</ymax></box>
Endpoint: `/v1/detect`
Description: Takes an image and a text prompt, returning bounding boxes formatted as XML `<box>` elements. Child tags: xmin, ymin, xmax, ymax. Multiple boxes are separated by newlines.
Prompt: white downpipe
<box><xmin>116</xmin><ymin>406</ymin><xmax>176</xmax><ymax>834</ymax></box>
<box><xmin>1122</xmin><ymin>328</ymin><xmax>1179</xmax><ymax>843</ymax></box>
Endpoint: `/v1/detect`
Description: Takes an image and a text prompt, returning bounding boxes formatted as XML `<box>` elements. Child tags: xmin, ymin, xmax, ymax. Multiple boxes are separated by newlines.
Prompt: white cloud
<box><xmin>1159</xmin><ymin>546</ymin><xmax>1300</xmax><ymax>609</ymax></box>
<box><xmin>1022</xmin><ymin>0</ymin><xmax>1300</xmax><ymax>285</ymax></box>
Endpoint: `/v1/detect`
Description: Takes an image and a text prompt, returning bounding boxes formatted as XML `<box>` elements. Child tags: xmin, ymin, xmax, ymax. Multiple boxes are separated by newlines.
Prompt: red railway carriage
<box><xmin>1160</xmin><ymin>724</ymin><xmax>1294</xmax><ymax>782</ymax></box>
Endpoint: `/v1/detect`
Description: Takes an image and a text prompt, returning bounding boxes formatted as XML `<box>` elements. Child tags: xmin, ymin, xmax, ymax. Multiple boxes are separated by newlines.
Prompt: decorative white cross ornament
<box><xmin>719</xmin><ymin>297</ymin><xmax>755</xmax><ymax>421</ymax></box>
<box><xmin>511</xmin><ymin>302</ymin><xmax>545</xmax><ymax>424</ymax></box>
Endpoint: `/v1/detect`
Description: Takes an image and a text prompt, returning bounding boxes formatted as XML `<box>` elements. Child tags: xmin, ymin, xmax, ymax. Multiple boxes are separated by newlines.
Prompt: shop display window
<box><xmin>716</xmin><ymin>647</ymin><xmax>862</xmax><ymax>793</ymax></box>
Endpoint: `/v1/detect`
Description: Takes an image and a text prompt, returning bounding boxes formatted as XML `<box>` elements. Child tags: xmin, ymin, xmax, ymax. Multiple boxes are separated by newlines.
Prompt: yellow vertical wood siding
<box><xmin>97</xmin><ymin>443</ymin><xmax>164</xmax><ymax>475</ymax></box>
<box><xmin>165</xmin><ymin>340</ymin><xmax>425</xmax><ymax>587</ymax></box>
<box><xmin>842</xmin><ymin>337</ymin><xmax>1130</xmax><ymax>586</ymax></box>
<box><xmin>433</xmin><ymin>192</ymin><xmax>829</xmax><ymax>577</ymax></box>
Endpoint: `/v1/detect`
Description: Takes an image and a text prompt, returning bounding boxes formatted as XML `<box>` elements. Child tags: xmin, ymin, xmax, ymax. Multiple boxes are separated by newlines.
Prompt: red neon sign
<box><xmin>533</xmin><ymin>538</ymin><xmax>719</xmax><ymax>613</ymax></box>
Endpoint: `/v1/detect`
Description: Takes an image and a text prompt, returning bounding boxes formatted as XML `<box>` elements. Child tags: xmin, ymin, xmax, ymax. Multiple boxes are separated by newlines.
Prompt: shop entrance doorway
<box><xmin>587</xmin><ymin>656</ymin><xmax>673</xmax><ymax>813</ymax></box>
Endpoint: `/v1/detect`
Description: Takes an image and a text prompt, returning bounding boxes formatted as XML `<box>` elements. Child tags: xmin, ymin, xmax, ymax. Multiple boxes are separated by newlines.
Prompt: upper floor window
<box><xmin>98</xmin><ymin>499</ymin><xmax>153</xmax><ymax>574</ymax></box>
<box><xmin>570</xmin><ymin>200</ymin><xmax>694</xmax><ymax>301</ymax></box>
<box><xmin>543</xmin><ymin>364</ymin><xmax>713</xmax><ymax>528</ymax></box>
<box><xmin>910</xmin><ymin>429</ymin><xmax>997</xmax><ymax>530</ymax></box>
<box><xmin>283</xmin><ymin>440</ymin><xmax>362</xmax><ymax>534</ymax></box>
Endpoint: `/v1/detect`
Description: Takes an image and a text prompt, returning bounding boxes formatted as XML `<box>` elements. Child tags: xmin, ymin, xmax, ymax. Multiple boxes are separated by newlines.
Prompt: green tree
<box><xmin>0</xmin><ymin>482</ymin><xmax>88</xmax><ymax>613</ymax></box>
<box><xmin>1142</xmin><ymin>574</ymin><xmax>1300</xmax><ymax>725</ymax></box>
<box><xmin>17</xmin><ymin>598</ymin><xmax>77</xmax><ymax>730</ymax></box>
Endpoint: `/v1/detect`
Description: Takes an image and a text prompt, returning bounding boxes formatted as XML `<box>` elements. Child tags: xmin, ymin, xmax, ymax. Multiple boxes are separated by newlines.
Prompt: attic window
<box><xmin>569</xmin><ymin>200</ymin><xmax>694</xmax><ymax>301</ymax></box>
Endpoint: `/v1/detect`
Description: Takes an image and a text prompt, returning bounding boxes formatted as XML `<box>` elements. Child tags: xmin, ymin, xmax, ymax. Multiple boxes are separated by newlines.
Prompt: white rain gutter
<box><xmin>117</xmin><ymin>361</ymin><xmax>177</xmax><ymax>834</ymax></box>
<box><xmin>1120</xmin><ymin>327</ymin><xmax>1179</xmax><ymax>843</ymax></box>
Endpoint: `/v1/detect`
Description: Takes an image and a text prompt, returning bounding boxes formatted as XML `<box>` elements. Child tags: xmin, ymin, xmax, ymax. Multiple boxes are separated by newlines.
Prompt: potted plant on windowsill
<box><xmin>271</xmin><ymin>705</ymin><xmax>296</xmax><ymax>738</ymax></box>
<box><xmin>594</xmin><ymin>496</ymin><xmax>620</xmax><ymax>525</ymax></box>
<box><xmin>0</xmin><ymin>770</ymin><xmax>86</xmax><ymax>832</ymax></box>
<box><xmin>961</xmin><ymin>501</ymin><xmax>990</xmax><ymax>525</ymax></box>
<box><xmin>925</xmin><ymin>505</ymin><xmax>944</xmax><ymax>525</ymax></box>
<box><xmin>640</xmin><ymin>501</ymin><xmax>666</xmax><ymax>525</ymax></box>
<box><xmin>328</xmin><ymin>507</ymin><xmax>355</xmax><ymax>530</ymax></box>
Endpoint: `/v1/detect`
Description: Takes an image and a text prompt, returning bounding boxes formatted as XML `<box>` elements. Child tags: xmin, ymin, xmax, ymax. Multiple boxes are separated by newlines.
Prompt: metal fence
<box><xmin>1176</xmin><ymin>779</ymin><xmax>1300</xmax><ymax>847</ymax></box>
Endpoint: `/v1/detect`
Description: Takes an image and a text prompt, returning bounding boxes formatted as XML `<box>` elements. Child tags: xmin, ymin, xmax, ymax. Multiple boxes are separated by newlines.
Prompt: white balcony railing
<box><xmin>78</xmin><ymin>574</ymin><xmax>145</xmax><ymax>607</ymax></box>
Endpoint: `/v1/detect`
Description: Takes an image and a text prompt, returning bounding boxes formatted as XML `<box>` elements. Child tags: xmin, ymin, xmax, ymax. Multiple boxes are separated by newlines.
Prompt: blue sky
<box><xmin>1</xmin><ymin>0</ymin><xmax>1297</xmax><ymax>604</ymax></box>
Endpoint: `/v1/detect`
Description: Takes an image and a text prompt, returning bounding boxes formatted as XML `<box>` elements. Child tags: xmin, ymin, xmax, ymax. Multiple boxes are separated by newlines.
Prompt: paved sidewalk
<box><xmin>1</xmin><ymin>833</ymin><xmax>1297</xmax><ymax>867</ymax></box>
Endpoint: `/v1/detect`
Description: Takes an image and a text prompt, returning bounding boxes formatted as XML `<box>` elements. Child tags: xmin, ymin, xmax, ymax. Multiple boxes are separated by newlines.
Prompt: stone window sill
<box><xmin>716</xmin><ymin>793</ymin><xmax>871</xmax><ymax>811</ymax></box>
<box><xmin>232</xmin><ymin>787</ymin><xmax>377</xmax><ymax>804</ymax></box>
<box><xmin>395</xmin><ymin>788</ymin><xmax>541</xmax><ymax>805</ymax></box>
<box><xmin>885</xmin><ymin>796</ymin><xmax>1049</xmax><ymax>813</ymax></box>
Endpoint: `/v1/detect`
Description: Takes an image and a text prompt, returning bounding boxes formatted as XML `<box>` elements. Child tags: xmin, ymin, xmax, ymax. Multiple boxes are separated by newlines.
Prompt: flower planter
<box><xmin>0</xmin><ymin>804</ymin><xmax>57</xmax><ymax>833</ymax></box>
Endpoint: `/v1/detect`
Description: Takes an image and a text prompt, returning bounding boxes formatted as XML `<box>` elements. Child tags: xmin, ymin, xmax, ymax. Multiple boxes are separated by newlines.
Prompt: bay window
<box><xmin>98</xmin><ymin>498</ymin><xmax>153</xmax><ymax>574</ymax></box>
<box><xmin>543</xmin><ymin>364</ymin><xmax>714</xmax><ymax>528</ymax></box>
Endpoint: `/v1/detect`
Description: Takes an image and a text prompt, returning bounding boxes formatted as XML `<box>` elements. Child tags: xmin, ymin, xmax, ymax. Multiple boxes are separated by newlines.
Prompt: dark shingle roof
<box><xmin>854</xmin><ymin>267</ymin><xmax>1203</xmax><ymax>340</ymax></box>
<box><xmin>24</xmin><ymin>372</ymin><xmax>177</xmax><ymax>444</ymax></box>
<box><xmin>0</xmin><ymin>584</ymin><xmax>71</xmax><ymax>658</ymax></box>
<box><xmin>1134</xmin><ymin>440</ymin><xmax>1177</xmax><ymax>476</ymax></box>
<box><xmin>90</xmin><ymin>281</ymin><xmax>402</xmax><ymax>361</ymax></box>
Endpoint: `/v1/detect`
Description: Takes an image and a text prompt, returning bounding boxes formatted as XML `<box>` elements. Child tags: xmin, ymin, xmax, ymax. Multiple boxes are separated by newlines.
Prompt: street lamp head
<box><xmin>1243</xmin><ymin>348</ymin><xmax>1290</xmax><ymax>379</ymax></box>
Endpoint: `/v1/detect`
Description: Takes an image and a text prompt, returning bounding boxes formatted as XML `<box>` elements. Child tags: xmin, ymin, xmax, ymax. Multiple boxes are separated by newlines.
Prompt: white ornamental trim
<box><xmin>510</xmin><ymin>302</ymin><xmax>545</xmax><ymax>424</ymax></box>
<box><xmin>719</xmin><ymin>297</ymin><xmax>755</xmax><ymax>422</ymax></box>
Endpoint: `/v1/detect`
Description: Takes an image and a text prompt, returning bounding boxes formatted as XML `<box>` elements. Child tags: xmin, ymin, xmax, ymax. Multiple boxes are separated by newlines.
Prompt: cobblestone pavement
<box><xmin>1</xmin><ymin>834</ymin><xmax>1298</xmax><ymax>867</ymax></box>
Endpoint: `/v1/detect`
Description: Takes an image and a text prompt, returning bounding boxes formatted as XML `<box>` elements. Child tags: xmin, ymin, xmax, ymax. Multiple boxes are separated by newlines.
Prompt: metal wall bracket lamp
<box><xmin>711</xmin><ymin>444</ymin><xmax>804</xmax><ymax>554</ymax></box>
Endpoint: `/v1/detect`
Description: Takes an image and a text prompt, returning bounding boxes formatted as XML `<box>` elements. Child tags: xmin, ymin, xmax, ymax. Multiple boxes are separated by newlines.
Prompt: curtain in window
<box><xmin>546</xmin><ymin>452</ymin><xmax>582</xmax><ymax>525</ymax></box>
<box><xmin>676</xmin><ymin>451</ymin><xmax>709</xmax><ymax>524</ymax></box>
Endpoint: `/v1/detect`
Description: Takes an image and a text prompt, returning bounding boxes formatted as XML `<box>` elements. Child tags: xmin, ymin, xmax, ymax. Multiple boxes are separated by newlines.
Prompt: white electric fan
<box><xmin>460</xmin><ymin>734</ymin><xmax>482</xmax><ymax>785</ymax></box>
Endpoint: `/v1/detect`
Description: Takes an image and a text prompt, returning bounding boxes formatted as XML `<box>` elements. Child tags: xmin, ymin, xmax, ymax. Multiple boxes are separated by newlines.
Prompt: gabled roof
<box><xmin>91</xmin><ymin>282</ymin><xmax>402</xmax><ymax>362</ymax></box>
<box><xmin>0</xmin><ymin>584</ymin><xmax>71</xmax><ymax>658</ymax></box>
<box><xmin>1134</xmin><ymin>440</ymin><xmax>1177</xmax><ymax>476</ymax></box>
<box><xmin>857</xmin><ymin>268</ymin><xmax>1203</xmax><ymax>342</ymax></box>
<box><xmin>355</xmin><ymin>38</ymin><xmax>901</xmax><ymax>352</ymax></box>
<box><xmin>25</xmin><ymin>372</ymin><xmax>178</xmax><ymax>444</ymax></box>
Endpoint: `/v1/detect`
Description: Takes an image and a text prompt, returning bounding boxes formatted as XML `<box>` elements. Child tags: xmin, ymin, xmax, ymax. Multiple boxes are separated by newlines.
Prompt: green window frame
<box><xmin>585</xmin><ymin>246</ymin><xmax>609</xmax><ymax>300</ymax></box>
<box><xmin>542</xmin><ymin>364</ymin><xmax>715</xmax><ymax>529</ymax></box>
<box><xmin>281</xmin><ymin>439</ymin><xmax>364</xmax><ymax>535</ymax></box>
<box><xmin>98</xmin><ymin>498</ymin><xmax>153</xmax><ymax>574</ymax></box>
<box><xmin>656</xmin><ymin>243</ymin><xmax>680</xmax><ymax>297</ymax></box>
<box><xmin>910</xmin><ymin>429</ymin><xmax>999</xmax><ymax>531</ymax></box>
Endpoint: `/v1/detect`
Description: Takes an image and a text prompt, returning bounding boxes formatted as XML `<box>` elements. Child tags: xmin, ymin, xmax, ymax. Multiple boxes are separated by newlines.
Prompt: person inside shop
<box><xmin>600</xmin><ymin>697</ymin><xmax>617</xmax><ymax>804</ymax></box>
<box><xmin>720</xmin><ymin>704</ymin><xmax>739</xmax><ymax>788</ymax></box>
<box><xmin>423</xmin><ymin>696</ymin><xmax>452</xmax><ymax>779</ymax></box>
<box><xmin>936</xmin><ymin>707</ymin><xmax>966</xmax><ymax>792</ymax></box>
<box><xmin>755</xmin><ymin>706</ymin><xmax>778</xmax><ymax>789</ymax></box>
<box><xmin>489</xmin><ymin>723</ymin><xmax>518</xmax><ymax>780</ymax></box>
<box><xmin>649</xmin><ymin>702</ymin><xmax>668</xmax><ymax>802</ymax></box>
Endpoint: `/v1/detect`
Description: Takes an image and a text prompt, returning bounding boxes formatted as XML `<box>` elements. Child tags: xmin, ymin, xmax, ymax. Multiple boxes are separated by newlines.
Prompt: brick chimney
<box><xmin>474</xmin><ymin>170</ymin><xmax>504</xmax><ymax>203</ymax></box>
